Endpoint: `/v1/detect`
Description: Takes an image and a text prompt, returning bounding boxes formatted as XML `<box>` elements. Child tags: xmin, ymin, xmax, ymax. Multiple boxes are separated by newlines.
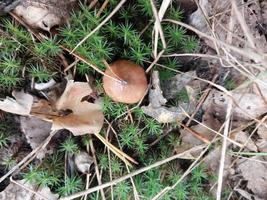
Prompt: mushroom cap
<box><xmin>103</xmin><ymin>60</ymin><xmax>148</xmax><ymax>104</ymax></box>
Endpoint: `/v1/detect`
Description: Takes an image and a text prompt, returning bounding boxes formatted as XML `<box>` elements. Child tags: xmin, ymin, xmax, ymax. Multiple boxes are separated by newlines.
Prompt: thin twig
<box><xmin>97</xmin><ymin>0</ymin><xmax>110</xmax><ymax>17</ymax></box>
<box><xmin>178</xmin><ymin>122</ymin><xmax>211</xmax><ymax>144</ymax></box>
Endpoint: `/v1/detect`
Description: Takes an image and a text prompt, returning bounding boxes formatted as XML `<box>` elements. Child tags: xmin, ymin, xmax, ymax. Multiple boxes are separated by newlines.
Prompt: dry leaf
<box><xmin>52</xmin><ymin>101</ymin><xmax>104</xmax><ymax>135</ymax></box>
<box><xmin>148</xmin><ymin>70</ymin><xmax>167</xmax><ymax>108</ymax></box>
<box><xmin>20</xmin><ymin>116</ymin><xmax>53</xmax><ymax>159</ymax></box>
<box><xmin>237</xmin><ymin>157</ymin><xmax>267</xmax><ymax>199</ymax></box>
<box><xmin>142</xmin><ymin>71</ymin><xmax>197</xmax><ymax>123</ymax></box>
<box><xmin>235</xmin><ymin>188</ymin><xmax>263</xmax><ymax>200</ymax></box>
<box><xmin>142</xmin><ymin>105</ymin><xmax>185</xmax><ymax>123</ymax></box>
<box><xmin>0</xmin><ymin>179</ymin><xmax>58</xmax><ymax>200</ymax></box>
<box><xmin>180</xmin><ymin>124</ymin><xmax>215</xmax><ymax>146</ymax></box>
<box><xmin>232</xmin><ymin>131</ymin><xmax>258</xmax><ymax>152</ymax></box>
<box><xmin>0</xmin><ymin>91</ymin><xmax>33</xmax><ymax>116</ymax></box>
<box><xmin>51</xmin><ymin>80</ymin><xmax>104</xmax><ymax>135</ymax></box>
<box><xmin>203</xmin><ymin>89</ymin><xmax>267</xmax><ymax>121</ymax></box>
<box><xmin>56</xmin><ymin>81</ymin><xmax>93</xmax><ymax>110</ymax></box>
<box><xmin>13</xmin><ymin>0</ymin><xmax>77</xmax><ymax>32</ymax></box>
<box><xmin>74</xmin><ymin>151</ymin><xmax>93</xmax><ymax>174</ymax></box>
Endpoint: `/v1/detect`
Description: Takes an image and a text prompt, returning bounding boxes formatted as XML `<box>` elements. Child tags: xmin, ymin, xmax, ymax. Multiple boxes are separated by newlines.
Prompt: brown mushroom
<box><xmin>103</xmin><ymin>60</ymin><xmax>148</xmax><ymax>104</ymax></box>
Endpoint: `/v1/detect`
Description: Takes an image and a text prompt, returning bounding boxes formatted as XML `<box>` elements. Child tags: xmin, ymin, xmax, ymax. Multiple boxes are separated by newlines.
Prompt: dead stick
<box><xmin>178</xmin><ymin>122</ymin><xmax>211</xmax><ymax>144</ymax></box>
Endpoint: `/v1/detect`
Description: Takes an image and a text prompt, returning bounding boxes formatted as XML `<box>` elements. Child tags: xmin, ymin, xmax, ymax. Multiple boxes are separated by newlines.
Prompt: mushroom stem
<box><xmin>62</xmin><ymin>46</ymin><xmax>123</xmax><ymax>83</ymax></box>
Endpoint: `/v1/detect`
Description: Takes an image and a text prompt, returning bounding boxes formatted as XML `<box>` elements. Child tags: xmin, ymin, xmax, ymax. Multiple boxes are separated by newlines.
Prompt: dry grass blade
<box><xmin>62</xmin><ymin>46</ymin><xmax>122</xmax><ymax>83</ymax></box>
<box><xmin>71</xmin><ymin>0</ymin><xmax>127</xmax><ymax>53</ymax></box>
<box><xmin>97</xmin><ymin>0</ymin><xmax>110</xmax><ymax>17</ymax></box>
<box><xmin>94</xmin><ymin>132</ymin><xmax>138</xmax><ymax>165</ymax></box>
<box><xmin>178</xmin><ymin>122</ymin><xmax>211</xmax><ymax>144</ymax></box>
<box><xmin>163</xmin><ymin>19</ymin><xmax>267</xmax><ymax>64</ymax></box>
<box><xmin>216</xmin><ymin>100</ymin><xmax>232</xmax><ymax>200</ymax></box>
<box><xmin>89</xmin><ymin>138</ymin><xmax>106</xmax><ymax>200</ymax></box>
<box><xmin>230</xmin><ymin>0</ymin><xmax>256</xmax><ymax>49</ymax></box>
<box><xmin>152</xmin><ymin>0</ymin><xmax>170</xmax><ymax>57</ymax></box>
<box><xmin>146</xmin><ymin>49</ymin><xmax>164</xmax><ymax>73</ymax></box>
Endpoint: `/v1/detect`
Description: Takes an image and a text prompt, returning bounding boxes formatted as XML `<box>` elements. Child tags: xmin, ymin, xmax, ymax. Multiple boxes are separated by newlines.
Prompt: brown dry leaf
<box><xmin>257</xmin><ymin>125</ymin><xmax>267</xmax><ymax>140</ymax></box>
<box><xmin>13</xmin><ymin>0</ymin><xmax>77</xmax><ymax>32</ymax></box>
<box><xmin>237</xmin><ymin>157</ymin><xmax>267</xmax><ymax>199</ymax></box>
<box><xmin>204</xmin><ymin>147</ymin><xmax>232</xmax><ymax>173</ymax></box>
<box><xmin>0</xmin><ymin>91</ymin><xmax>33</xmax><ymax>116</ymax></box>
<box><xmin>52</xmin><ymin>101</ymin><xmax>104</xmax><ymax>135</ymax></box>
<box><xmin>204</xmin><ymin>147</ymin><xmax>232</xmax><ymax>197</ymax></box>
<box><xmin>30</xmin><ymin>98</ymin><xmax>59</xmax><ymax>121</ymax></box>
<box><xmin>0</xmin><ymin>179</ymin><xmax>58</xmax><ymax>200</ymax></box>
<box><xmin>51</xmin><ymin>80</ymin><xmax>104</xmax><ymax>135</ymax></box>
<box><xmin>56</xmin><ymin>81</ymin><xmax>92</xmax><ymax>110</ymax></box>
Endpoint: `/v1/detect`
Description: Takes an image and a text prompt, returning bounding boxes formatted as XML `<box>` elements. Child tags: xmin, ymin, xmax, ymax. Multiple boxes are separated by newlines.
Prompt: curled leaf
<box><xmin>51</xmin><ymin>81</ymin><xmax>104</xmax><ymax>135</ymax></box>
<box><xmin>0</xmin><ymin>91</ymin><xmax>33</xmax><ymax>115</ymax></box>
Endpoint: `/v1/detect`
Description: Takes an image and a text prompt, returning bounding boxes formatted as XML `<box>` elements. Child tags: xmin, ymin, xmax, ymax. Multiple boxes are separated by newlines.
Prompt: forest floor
<box><xmin>0</xmin><ymin>0</ymin><xmax>267</xmax><ymax>199</ymax></box>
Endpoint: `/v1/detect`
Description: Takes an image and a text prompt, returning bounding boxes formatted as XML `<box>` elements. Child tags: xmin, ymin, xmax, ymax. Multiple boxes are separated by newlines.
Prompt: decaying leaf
<box><xmin>13</xmin><ymin>0</ymin><xmax>78</xmax><ymax>32</ymax></box>
<box><xmin>232</xmin><ymin>131</ymin><xmax>258</xmax><ymax>152</ymax></box>
<box><xmin>203</xmin><ymin>147</ymin><xmax>232</xmax><ymax>197</ymax></box>
<box><xmin>0</xmin><ymin>91</ymin><xmax>33</xmax><ymax>116</ymax></box>
<box><xmin>0</xmin><ymin>179</ymin><xmax>58</xmax><ymax>200</ymax></box>
<box><xmin>148</xmin><ymin>70</ymin><xmax>167</xmax><ymax>108</ymax></box>
<box><xmin>19</xmin><ymin>113</ymin><xmax>69</xmax><ymax>161</ymax></box>
<box><xmin>235</xmin><ymin>188</ymin><xmax>263</xmax><ymax>200</ymax></box>
<box><xmin>142</xmin><ymin>105</ymin><xmax>185</xmax><ymax>123</ymax></box>
<box><xmin>257</xmin><ymin>124</ymin><xmax>267</xmax><ymax>140</ymax></box>
<box><xmin>20</xmin><ymin>116</ymin><xmax>53</xmax><ymax>159</ymax></box>
<box><xmin>142</xmin><ymin>71</ymin><xmax>197</xmax><ymax>123</ymax></box>
<box><xmin>237</xmin><ymin>157</ymin><xmax>267</xmax><ymax>199</ymax></box>
<box><xmin>180</xmin><ymin>123</ymin><xmax>215</xmax><ymax>146</ymax></box>
<box><xmin>203</xmin><ymin>89</ymin><xmax>267</xmax><ymax>122</ymax></box>
<box><xmin>74</xmin><ymin>151</ymin><xmax>93</xmax><ymax>174</ymax></box>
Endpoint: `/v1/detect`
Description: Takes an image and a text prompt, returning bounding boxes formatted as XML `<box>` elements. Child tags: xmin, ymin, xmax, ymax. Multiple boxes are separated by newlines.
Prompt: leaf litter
<box><xmin>0</xmin><ymin>80</ymin><xmax>104</xmax><ymax>136</ymax></box>
<box><xmin>1</xmin><ymin>0</ymin><xmax>267</xmax><ymax>199</ymax></box>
